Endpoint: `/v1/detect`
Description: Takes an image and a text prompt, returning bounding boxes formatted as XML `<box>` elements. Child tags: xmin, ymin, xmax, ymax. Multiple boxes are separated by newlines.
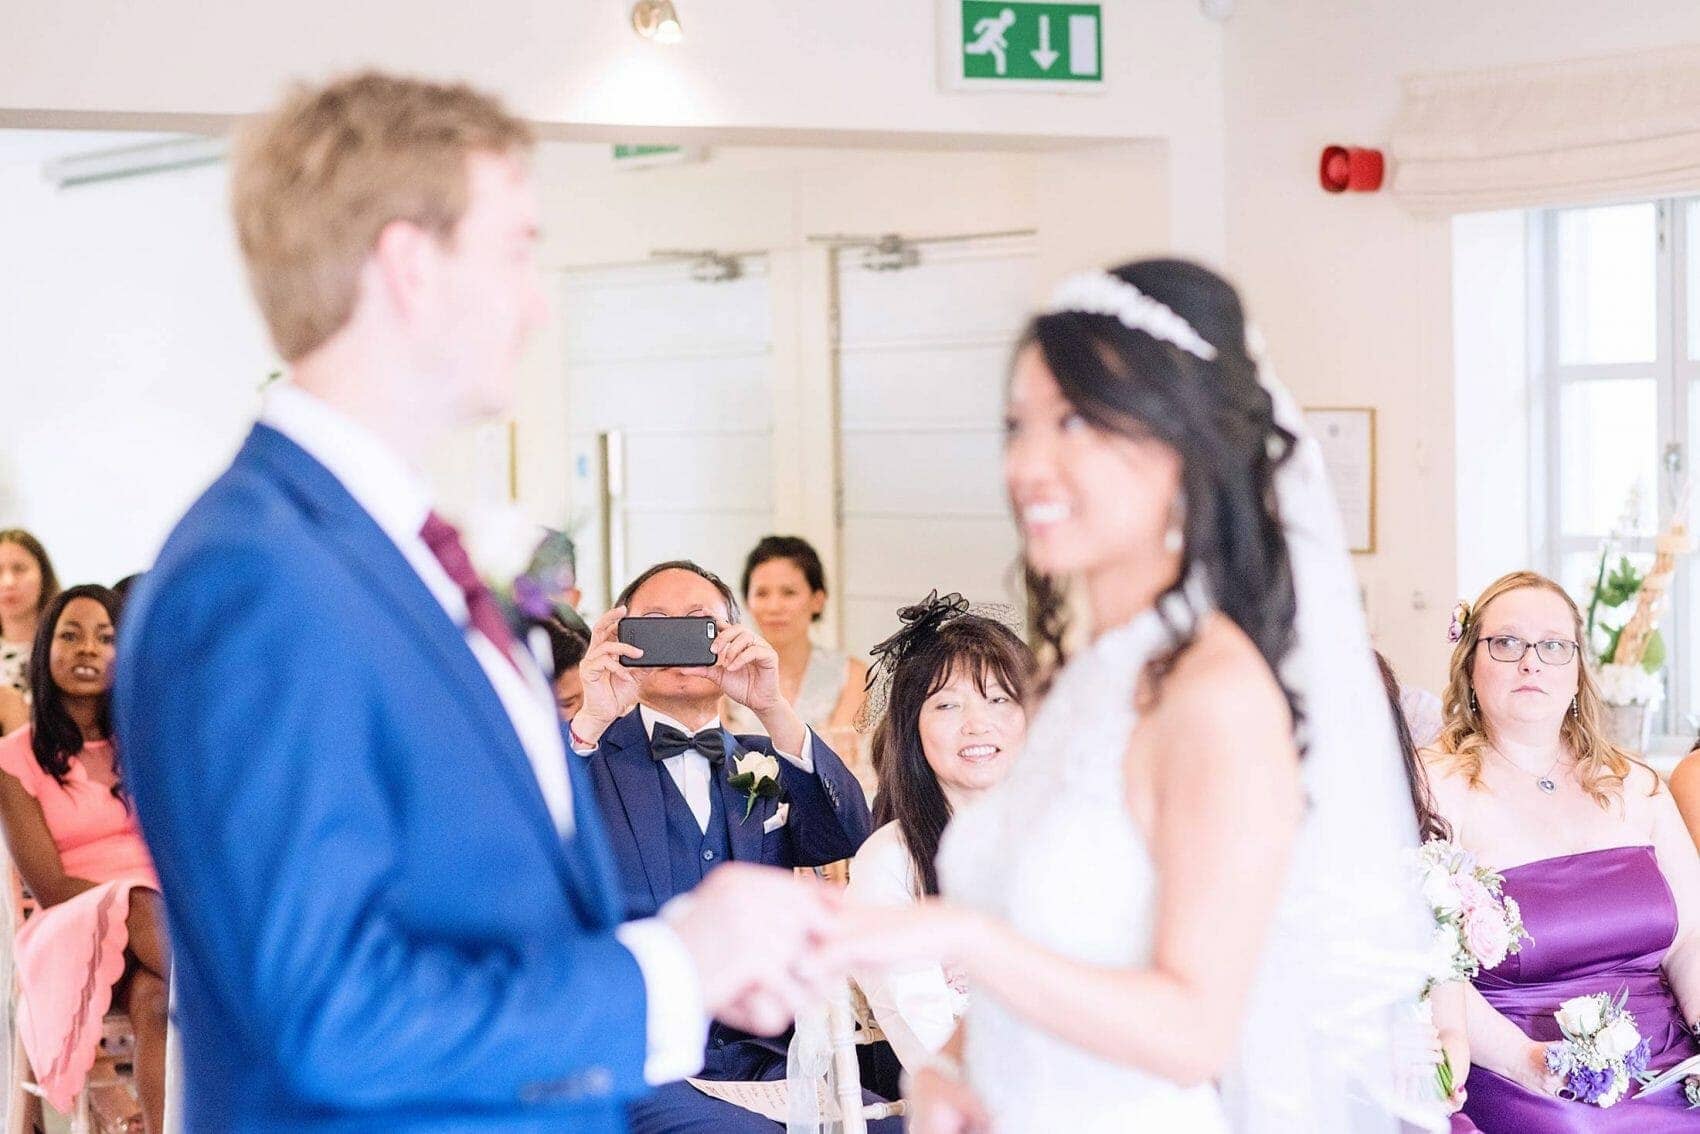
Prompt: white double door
<box><xmin>559</xmin><ymin>233</ymin><xmax>1036</xmax><ymax>657</ymax></box>
<box><xmin>834</xmin><ymin>234</ymin><xmax>1035</xmax><ymax>657</ymax></box>
<box><xmin>562</xmin><ymin>257</ymin><xmax>775</xmax><ymax>609</ymax></box>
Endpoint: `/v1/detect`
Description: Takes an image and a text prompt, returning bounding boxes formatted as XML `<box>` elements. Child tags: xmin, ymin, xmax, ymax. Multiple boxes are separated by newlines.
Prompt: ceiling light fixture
<box><xmin>631</xmin><ymin>0</ymin><xmax>683</xmax><ymax>44</ymax></box>
<box><xmin>43</xmin><ymin>134</ymin><xmax>227</xmax><ymax>189</ymax></box>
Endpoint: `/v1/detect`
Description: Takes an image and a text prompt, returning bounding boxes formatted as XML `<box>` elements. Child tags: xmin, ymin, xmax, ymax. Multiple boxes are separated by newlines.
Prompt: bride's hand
<box><xmin>909</xmin><ymin>1064</ymin><xmax>991</xmax><ymax>1134</ymax></box>
<box><xmin>821</xmin><ymin>900</ymin><xmax>981</xmax><ymax>974</ymax></box>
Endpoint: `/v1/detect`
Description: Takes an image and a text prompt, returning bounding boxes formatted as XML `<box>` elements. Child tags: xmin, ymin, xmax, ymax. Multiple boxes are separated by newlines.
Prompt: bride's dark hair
<box><xmin>1021</xmin><ymin>258</ymin><xmax>1303</xmax><ymax>743</ymax></box>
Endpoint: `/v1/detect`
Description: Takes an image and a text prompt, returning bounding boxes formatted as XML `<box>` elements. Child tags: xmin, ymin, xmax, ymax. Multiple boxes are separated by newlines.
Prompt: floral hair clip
<box><xmin>1447</xmin><ymin>599</ymin><xmax>1472</xmax><ymax>644</ymax></box>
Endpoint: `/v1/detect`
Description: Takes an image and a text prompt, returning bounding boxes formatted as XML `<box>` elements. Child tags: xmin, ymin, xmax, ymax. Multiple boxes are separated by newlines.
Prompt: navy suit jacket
<box><xmin>115</xmin><ymin>425</ymin><xmax>649</xmax><ymax>1133</ymax></box>
<box><xmin>585</xmin><ymin>711</ymin><xmax>872</xmax><ymax>1080</ymax></box>
<box><xmin>584</xmin><ymin>709</ymin><xmax>872</xmax><ymax>921</ymax></box>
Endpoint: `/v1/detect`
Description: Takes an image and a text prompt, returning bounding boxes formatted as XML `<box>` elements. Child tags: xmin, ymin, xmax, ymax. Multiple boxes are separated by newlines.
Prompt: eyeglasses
<box><xmin>1479</xmin><ymin>635</ymin><xmax>1579</xmax><ymax>665</ymax></box>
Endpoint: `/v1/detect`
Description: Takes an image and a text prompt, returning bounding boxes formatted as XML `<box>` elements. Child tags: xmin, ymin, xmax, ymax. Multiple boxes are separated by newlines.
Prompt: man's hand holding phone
<box><xmin>689</xmin><ymin>620</ymin><xmax>807</xmax><ymax>756</ymax></box>
<box><xmin>569</xmin><ymin>606</ymin><xmax>644</xmax><ymax>747</ymax></box>
<box><xmin>574</xmin><ymin>608</ymin><xmax>807</xmax><ymax>755</ymax></box>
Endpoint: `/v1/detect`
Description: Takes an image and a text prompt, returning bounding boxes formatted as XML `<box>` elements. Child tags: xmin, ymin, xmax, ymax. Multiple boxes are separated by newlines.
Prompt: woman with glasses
<box><xmin>1423</xmin><ymin>570</ymin><xmax>1700</xmax><ymax>1131</ymax></box>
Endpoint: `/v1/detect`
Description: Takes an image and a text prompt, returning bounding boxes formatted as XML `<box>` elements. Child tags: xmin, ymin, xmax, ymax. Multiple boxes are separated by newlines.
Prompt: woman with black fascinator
<box><xmin>843</xmin><ymin>591</ymin><xmax>1031</xmax><ymax>1076</ymax></box>
<box><xmin>828</xmin><ymin>260</ymin><xmax>1431</xmax><ymax>1133</ymax></box>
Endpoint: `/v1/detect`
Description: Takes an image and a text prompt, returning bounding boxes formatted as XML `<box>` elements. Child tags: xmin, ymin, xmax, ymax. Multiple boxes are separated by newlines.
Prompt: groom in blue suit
<box><xmin>112</xmin><ymin>71</ymin><xmax>838</xmax><ymax>1133</ymax></box>
<box><xmin>567</xmin><ymin>561</ymin><xmax>887</xmax><ymax>1133</ymax></box>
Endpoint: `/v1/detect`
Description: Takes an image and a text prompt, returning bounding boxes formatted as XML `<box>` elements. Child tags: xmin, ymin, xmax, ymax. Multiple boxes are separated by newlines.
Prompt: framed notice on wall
<box><xmin>1303</xmin><ymin>407</ymin><xmax>1376</xmax><ymax>554</ymax></box>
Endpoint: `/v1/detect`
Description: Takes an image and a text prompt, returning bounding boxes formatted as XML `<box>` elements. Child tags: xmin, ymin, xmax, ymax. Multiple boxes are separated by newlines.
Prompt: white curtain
<box><xmin>1391</xmin><ymin>42</ymin><xmax>1700</xmax><ymax>216</ymax></box>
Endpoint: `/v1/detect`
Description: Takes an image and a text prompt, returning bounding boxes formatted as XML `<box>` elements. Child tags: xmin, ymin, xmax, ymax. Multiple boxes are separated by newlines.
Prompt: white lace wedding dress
<box><xmin>937</xmin><ymin>600</ymin><xmax>1231</xmax><ymax>1133</ymax></box>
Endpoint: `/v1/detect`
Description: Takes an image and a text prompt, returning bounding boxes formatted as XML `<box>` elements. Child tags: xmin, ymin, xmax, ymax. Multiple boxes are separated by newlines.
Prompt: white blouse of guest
<box><xmin>846</xmin><ymin>821</ymin><xmax>969</xmax><ymax>1072</ymax></box>
<box><xmin>1400</xmin><ymin>684</ymin><xmax>1444</xmax><ymax>749</ymax></box>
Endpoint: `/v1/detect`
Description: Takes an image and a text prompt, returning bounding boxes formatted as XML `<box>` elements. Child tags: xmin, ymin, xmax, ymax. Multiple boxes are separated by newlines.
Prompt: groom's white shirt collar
<box><xmin>260</xmin><ymin>382</ymin><xmax>432</xmax><ymax>550</ymax></box>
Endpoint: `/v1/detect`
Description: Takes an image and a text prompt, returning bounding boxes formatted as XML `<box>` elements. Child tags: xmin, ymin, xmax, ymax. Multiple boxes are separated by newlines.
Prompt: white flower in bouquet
<box><xmin>464</xmin><ymin>503</ymin><xmax>544</xmax><ymax>586</ymax></box>
<box><xmin>1413</xmin><ymin>838</ymin><xmax>1530</xmax><ymax>988</ymax></box>
<box><xmin>1546</xmin><ymin>991</ymin><xmax>1650</xmax><ymax>1107</ymax></box>
<box><xmin>1595</xmin><ymin>662</ymin><xmax>1665</xmax><ymax>710</ymax></box>
<box><xmin>1598</xmin><ymin>1016</ymin><xmax>1643</xmax><ymax>1061</ymax></box>
<box><xmin>1421</xmin><ymin>864</ymin><xmax>1464</xmax><ymax>917</ymax></box>
<box><xmin>1556</xmin><ymin>995</ymin><xmax>1605</xmax><ymax>1037</ymax></box>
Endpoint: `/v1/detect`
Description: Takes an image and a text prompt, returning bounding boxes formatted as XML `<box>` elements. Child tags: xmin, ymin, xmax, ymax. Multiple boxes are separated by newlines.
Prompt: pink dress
<box><xmin>0</xmin><ymin>727</ymin><xmax>157</xmax><ymax>1111</ymax></box>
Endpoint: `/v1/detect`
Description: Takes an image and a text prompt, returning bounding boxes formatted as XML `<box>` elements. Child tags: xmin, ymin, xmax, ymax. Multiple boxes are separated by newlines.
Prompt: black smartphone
<box><xmin>617</xmin><ymin>616</ymin><xmax>719</xmax><ymax>668</ymax></box>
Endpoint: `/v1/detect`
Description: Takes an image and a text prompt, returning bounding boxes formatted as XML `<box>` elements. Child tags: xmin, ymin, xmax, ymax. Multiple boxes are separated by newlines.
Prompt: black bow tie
<box><xmin>649</xmin><ymin>722</ymin><xmax>729</xmax><ymax>764</ymax></box>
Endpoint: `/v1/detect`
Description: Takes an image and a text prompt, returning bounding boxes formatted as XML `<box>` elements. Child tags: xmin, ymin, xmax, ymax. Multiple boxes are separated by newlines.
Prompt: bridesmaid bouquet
<box><xmin>1415</xmin><ymin>839</ymin><xmax>1530</xmax><ymax>1105</ymax></box>
<box><xmin>1545</xmin><ymin>991</ymin><xmax>1649</xmax><ymax>1107</ymax></box>
<box><xmin>1416</xmin><ymin>839</ymin><xmax>1531</xmax><ymax>989</ymax></box>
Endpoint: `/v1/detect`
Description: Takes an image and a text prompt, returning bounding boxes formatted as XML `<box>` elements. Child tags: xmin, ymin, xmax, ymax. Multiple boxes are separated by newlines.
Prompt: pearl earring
<box><xmin>1469</xmin><ymin>690</ymin><xmax>1477</xmax><ymax>713</ymax></box>
<box><xmin>1164</xmin><ymin>496</ymin><xmax>1186</xmax><ymax>555</ymax></box>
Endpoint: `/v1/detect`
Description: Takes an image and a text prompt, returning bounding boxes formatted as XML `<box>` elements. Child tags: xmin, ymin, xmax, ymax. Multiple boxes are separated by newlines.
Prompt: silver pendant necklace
<box><xmin>1496</xmin><ymin>748</ymin><xmax>1563</xmax><ymax>794</ymax></box>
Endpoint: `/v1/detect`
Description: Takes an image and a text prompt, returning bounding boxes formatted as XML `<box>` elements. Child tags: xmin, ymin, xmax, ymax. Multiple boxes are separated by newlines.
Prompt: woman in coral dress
<box><xmin>0</xmin><ymin>584</ymin><xmax>167</xmax><ymax>1133</ymax></box>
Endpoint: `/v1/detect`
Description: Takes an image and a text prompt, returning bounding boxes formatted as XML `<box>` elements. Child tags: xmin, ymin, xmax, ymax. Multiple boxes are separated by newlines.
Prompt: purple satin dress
<box><xmin>1462</xmin><ymin>846</ymin><xmax>1700</xmax><ymax>1131</ymax></box>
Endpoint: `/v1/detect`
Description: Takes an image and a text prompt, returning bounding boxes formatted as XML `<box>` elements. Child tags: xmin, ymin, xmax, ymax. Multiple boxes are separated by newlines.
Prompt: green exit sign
<box><xmin>609</xmin><ymin>144</ymin><xmax>704</xmax><ymax>171</ymax></box>
<box><xmin>950</xmin><ymin>2</ymin><xmax>1103</xmax><ymax>87</ymax></box>
<box><xmin>612</xmin><ymin>144</ymin><xmax>682</xmax><ymax>160</ymax></box>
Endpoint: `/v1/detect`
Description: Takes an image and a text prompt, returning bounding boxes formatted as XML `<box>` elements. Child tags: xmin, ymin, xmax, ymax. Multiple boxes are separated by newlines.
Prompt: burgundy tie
<box><xmin>419</xmin><ymin>511</ymin><xmax>522</xmax><ymax>674</ymax></box>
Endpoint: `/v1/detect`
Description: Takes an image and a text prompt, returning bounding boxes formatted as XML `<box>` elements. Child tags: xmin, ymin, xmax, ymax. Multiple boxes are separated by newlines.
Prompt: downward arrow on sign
<box><xmin>1031</xmin><ymin>14</ymin><xmax>1059</xmax><ymax>70</ymax></box>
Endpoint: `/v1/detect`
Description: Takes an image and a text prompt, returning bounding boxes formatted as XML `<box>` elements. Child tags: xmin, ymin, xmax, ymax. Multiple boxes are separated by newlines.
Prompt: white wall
<box><xmin>1221</xmin><ymin>0</ymin><xmax>1700</xmax><ymax>689</ymax></box>
<box><xmin>0</xmin><ymin>140</ymin><xmax>272</xmax><ymax>585</ymax></box>
<box><xmin>504</xmin><ymin>140</ymin><xmax>1171</xmax><ymax>607</ymax></box>
<box><xmin>0</xmin><ymin>1</ymin><xmax>1226</xmax><ymax>258</ymax></box>
<box><xmin>0</xmin><ymin>135</ymin><xmax>1171</xmax><ymax>606</ymax></box>
<box><xmin>1451</xmin><ymin>210</ymin><xmax>1531</xmax><ymax>601</ymax></box>
<box><xmin>13</xmin><ymin>0</ymin><xmax>1700</xmax><ymax>684</ymax></box>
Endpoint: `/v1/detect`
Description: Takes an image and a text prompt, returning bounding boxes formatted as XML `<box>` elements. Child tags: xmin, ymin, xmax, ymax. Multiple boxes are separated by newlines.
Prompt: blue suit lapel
<box><xmin>719</xmin><ymin>731</ymin><xmax>768</xmax><ymax>865</ymax></box>
<box><xmin>241</xmin><ymin>426</ymin><xmax>575</xmax><ymax>894</ymax></box>
<box><xmin>600</xmin><ymin>712</ymin><xmax>674</xmax><ymax>906</ymax></box>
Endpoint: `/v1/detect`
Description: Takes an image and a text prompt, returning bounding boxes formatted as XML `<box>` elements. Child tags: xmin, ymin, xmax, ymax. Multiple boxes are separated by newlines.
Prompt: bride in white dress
<box><xmin>832</xmin><ymin>260</ymin><xmax>1432</xmax><ymax>1133</ymax></box>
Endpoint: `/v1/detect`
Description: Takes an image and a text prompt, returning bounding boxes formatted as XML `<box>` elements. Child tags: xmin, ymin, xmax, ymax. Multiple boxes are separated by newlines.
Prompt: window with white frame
<box><xmin>1532</xmin><ymin>198</ymin><xmax>1700</xmax><ymax>739</ymax></box>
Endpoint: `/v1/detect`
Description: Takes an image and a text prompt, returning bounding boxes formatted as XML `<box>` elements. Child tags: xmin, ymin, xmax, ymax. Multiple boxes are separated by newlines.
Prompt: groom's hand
<box><xmin>663</xmin><ymin>863</ymin><xmax>843</xmax><ymax>1035</ymax></box>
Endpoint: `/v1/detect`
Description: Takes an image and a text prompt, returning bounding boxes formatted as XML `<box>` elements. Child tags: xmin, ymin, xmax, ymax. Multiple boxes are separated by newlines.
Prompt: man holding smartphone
<box><xmin>568</xmin><ymin>560</ymin><xmax>885</xmax><ymax>1134</ymax></box>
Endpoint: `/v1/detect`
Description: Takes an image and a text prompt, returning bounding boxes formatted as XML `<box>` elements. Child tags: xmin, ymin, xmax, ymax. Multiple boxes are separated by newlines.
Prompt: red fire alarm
<box><xmin>1319</xmin><ymin>145</ymin><xmax>1384</xmax><ymax>193</ymax></box>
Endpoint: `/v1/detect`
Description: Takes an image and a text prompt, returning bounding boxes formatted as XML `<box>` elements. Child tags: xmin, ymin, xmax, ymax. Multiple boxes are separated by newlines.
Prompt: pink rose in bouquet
<box><xmin>1455</xmin><ymin>873</ymin><xmax>1493</xmax><ymax>915</ymax></box>
<box><xmin>1463</xmin><ymin>904</ymin><xmax>1513</xmax><ymax>968</ymax></box>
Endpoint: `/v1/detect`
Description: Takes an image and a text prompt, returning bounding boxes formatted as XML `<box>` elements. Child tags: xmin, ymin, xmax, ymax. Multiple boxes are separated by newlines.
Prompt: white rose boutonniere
<box><xmin>728</xmin><ymin>750</ymin><xmax>782</xmax><ymax>821</ymax></box>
